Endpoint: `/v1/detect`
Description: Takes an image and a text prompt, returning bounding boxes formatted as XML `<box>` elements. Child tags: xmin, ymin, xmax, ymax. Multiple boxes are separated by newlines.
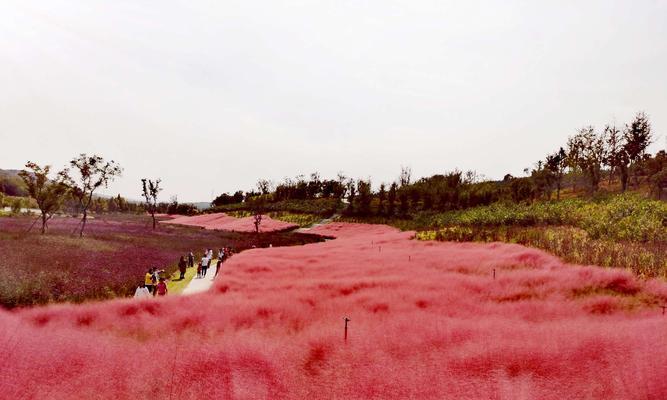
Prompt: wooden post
<box><xmin>344</xmin><ymin>317</ymin><xmax>350</xmax><ymax>342</ymax></box>
<box><xmin>493</xmin><ymin>269</ymin><xmax>496</xmax><ymax>280</ymax></box>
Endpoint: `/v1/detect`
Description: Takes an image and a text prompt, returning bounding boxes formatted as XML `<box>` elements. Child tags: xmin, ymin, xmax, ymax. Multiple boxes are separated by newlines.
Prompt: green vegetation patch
<box><xmin>226</xmin><ymin>210</ymin><xmax>323</xmax><ymax>228</ymax></box>
<box><xmin>408</xmin><ymin>194</ymin><xmax>666</xmax><ymax>243</ymax></box>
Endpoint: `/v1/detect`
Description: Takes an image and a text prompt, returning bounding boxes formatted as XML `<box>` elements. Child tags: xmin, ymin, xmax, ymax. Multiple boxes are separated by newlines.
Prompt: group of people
<box><xmin>196</xmin><ymin>247</ymin><xmax>232</xmax><ymax>279</ymax></box>
<box><xmin>135</xmin><ymin>267</ymin><xmax>168</xmax><ymax>298</ymax></box>
<box><xmin>134</xmin><ymin>247</ymin><xmax>234</xmax><ymax>299</ymax></box>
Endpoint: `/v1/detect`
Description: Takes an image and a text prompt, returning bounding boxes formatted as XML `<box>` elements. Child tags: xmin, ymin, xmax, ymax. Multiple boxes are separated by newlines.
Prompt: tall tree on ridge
<box><xmin>399</xmin><ymin>166</ymin><xmax>412</xmax><ymax>187</ymax></box>
<box><xmin>624</xmin><ymin>112</ymin><xmax>653</xmax><ymax>189</ymax></box>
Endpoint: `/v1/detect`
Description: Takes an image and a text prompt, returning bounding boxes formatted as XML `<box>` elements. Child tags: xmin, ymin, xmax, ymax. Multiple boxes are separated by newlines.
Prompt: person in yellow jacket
<box><xmin>144</xmin><ymin>268</ymin><xmax>155</xmax><ymax>294</ymax></box>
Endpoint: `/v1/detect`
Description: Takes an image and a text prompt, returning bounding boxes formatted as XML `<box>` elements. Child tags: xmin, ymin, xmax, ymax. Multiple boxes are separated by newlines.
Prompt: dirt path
<box><xmin>296</xmin><ymin>214</ymin><xmax>339</xmax><ymax>233</ymax></box>
<box><xmin>182</xmin><ymin>262</ymin><xmax>220</xmax><ymax>295</ymax></box>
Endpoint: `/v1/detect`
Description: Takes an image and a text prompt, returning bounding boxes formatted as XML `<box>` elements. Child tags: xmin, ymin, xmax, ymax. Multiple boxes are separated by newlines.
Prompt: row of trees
<box><xmin>526</xmin><ymin>112</ymin><xmax>660</xmax><ymax>199</ymax></box>
<box><xmin>211</xmin><ymin>173</ymin><xmax>350</xmax><ymax>207</ymax></box>
<box><xmin>212</xmin><ymin>113</ymin><xmax>663</xmax><ymax>218</ymax></box>
<box><xmin>19</xmin><ymin>154</ymin><xmax>122</xmax><ymax>235</ymax></box>
<box><xmin>16</xmin><ymin>155</ymin><xmax>192</xmax><ymax>234</ymax></box>
<box><xmin>343</xmin><ymin>169</ymin><xmax>499</xmax><ymax>217</ymax></box>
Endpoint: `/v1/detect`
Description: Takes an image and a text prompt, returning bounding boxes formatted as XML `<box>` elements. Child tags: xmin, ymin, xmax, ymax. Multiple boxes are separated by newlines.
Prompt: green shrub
<box><xmin>10</xmin><ymin>198</ymin><xmax>23</xmax><ymax>215</ymax></box>
<box><xmin>410</xmin><ymin>194</ymin><xmax>666</xmax><ymax>243</ymax></box>
<box><xmin>227</xmin><ymin>210</ymin><xmax>322</xmax><ymax>228</ymax></box>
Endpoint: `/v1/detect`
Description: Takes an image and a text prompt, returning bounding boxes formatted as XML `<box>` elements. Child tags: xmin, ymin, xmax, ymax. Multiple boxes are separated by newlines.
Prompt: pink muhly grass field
<box><xmin>2</xmin><ymin>222</ymin><xmax>667</xmax><ymax>399</ymax></box>
<box><xmin>162</xmin><ymin>212</ymin><xmax>298</xmax><ymax>233</ymax></box>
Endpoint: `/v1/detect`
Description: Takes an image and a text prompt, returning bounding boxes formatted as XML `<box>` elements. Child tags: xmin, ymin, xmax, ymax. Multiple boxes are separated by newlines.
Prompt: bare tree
<box><xmin>18</xmin><ymin>162</ymin><xmax>70</xmax><ymax>234</ymax></box>
<box><xmin>251</xmin><ymin>197</ymin><xmax>265</xmax><ymax>233</ymax></box>
<box><xmin>253</xmin><ymin>213</ymin><xmax>262</xmax><ymax>233</ymax></box>
<box><xmin>141</xmin><ymin>178</ymin><xmax>162</xmax><ymax>230</ymax></box>
<box><xmin>399</xmin><ymin>166</ymin><xmax>412</xmax><ymax>187</ymax></box>
<box><xmin>336</xmin><ymin>172</ymin><xmax>348</xmax><ymax>199</ymax></box>
<box><xmin>256</xmin><ymin>179</ymin><xmax>274</xmax><ymax>195</ymax></box>
<box><xmin>463</xmin><ymin>170</ymin><xmax>479</xmax><ymax>185</ymax></box>
<box><xmin>68</xmin><ymin>154</ymin><xmax>122</xmax><ymax>237</ymax></box>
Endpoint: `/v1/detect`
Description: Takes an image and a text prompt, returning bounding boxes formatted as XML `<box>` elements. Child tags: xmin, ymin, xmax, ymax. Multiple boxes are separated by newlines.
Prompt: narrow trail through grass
<box><xmin>181</xmin><ymin>260</ymin><xmax>221</xmax><ymax>295</ymax></box>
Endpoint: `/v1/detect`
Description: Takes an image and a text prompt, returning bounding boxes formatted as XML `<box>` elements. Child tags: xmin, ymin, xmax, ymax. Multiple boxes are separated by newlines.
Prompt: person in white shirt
<box><xmin>134</xmin><ymin>284</ymin><xmax>151</xmax><ymax>299</ymax></box>
<box><xmin>201</xmin><ymin>255</ymin><xmax>210</xmax><ymax>277</ymax></box>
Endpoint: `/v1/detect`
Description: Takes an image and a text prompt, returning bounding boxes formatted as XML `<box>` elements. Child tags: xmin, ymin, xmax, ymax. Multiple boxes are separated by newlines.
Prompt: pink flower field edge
<box><xmin>162</xmin><ymin>212</ymin><xmax>298</xmax><ymax>233</ymax></box>
<box><xmin>2</xmin><ymin>222</ymin><xmax>667</xmax><ymax>399</ymax></box>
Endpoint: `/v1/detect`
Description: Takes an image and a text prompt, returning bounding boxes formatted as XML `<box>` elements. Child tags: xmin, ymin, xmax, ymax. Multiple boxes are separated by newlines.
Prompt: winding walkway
<box><xmin>182</xmin><ymin>216</ymin><xmax>338</xmax><ymax>295</ymax></box>
<box><xmin>182</xmin><ymin>263</ymin><xmax>220</xmax><ymax>295</ymax></box>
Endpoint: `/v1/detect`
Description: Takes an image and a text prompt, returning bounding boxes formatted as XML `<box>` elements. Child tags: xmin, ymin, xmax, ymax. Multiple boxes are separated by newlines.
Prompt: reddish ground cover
<box><xmin>2</xmin><ymin>223</ymin><xmax>667</xmax><ymax>399</ymax></box>
<box><xmin>162</xmin><ymin>212</ymin><xmax>298</xmax><ymax>233</ymax></box>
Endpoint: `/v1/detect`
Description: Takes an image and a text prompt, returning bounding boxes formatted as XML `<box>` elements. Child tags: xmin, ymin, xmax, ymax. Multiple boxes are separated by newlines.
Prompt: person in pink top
<box><xmin>156</xmin><ymin>277</ymin><xmax>168</xmax><ymax>296</ymax></box>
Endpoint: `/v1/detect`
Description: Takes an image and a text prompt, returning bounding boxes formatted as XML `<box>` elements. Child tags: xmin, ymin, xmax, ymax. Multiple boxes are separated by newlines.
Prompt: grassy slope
<box><xmin>167</xmin><ymin>262</ymin><xmax>199</xmax><ymax>294</ymax></box>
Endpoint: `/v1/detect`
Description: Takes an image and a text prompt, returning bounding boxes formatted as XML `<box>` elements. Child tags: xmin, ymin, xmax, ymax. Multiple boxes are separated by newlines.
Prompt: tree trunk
<box><xmin>152</xmin><ymin>212</ymin><xmax>156</xmax><ymax>230</ymax></box>
<box><xmin>620</xmin><ymin>166</ymin><xmax>629</xmax><ymax>192</ymax></box>
<box><xmin>41</xmin><ymin>213</ymin><xmax>47</xmax><ymax>234</ymax></box>
<box><xmin>588</xmin><ymin>167</ymin><xmax>599</xmax><ymax>194</ymax></box>
<box><xmin>79</xmin><ymin>210</ymin><xmax>87</xmax><ymax>237</ymax></box>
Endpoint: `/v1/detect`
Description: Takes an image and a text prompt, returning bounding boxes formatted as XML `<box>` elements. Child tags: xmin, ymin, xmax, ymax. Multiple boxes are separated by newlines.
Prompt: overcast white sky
<box><xmin>1</xmin><ymin>1</ymin><xmax>665</xmax><ymax>202</ymax></box>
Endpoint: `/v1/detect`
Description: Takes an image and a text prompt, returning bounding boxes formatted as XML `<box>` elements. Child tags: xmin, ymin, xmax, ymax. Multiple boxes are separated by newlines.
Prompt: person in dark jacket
<box><xmin>178</xmin><ymin>256</ymin><xmax>187</xmax><ymax>280</ymax></box>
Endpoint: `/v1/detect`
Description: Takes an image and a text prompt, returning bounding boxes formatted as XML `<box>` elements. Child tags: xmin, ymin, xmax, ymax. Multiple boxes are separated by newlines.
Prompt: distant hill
<box><xmin>0</xmin><ymin>168</ymin><xmax>27</xmax><ymax>196</ymax></box>
<box><xmin>192</xmin><ymin>202</ymin><xmax>211</xmax><ymax>211</ymax></box>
